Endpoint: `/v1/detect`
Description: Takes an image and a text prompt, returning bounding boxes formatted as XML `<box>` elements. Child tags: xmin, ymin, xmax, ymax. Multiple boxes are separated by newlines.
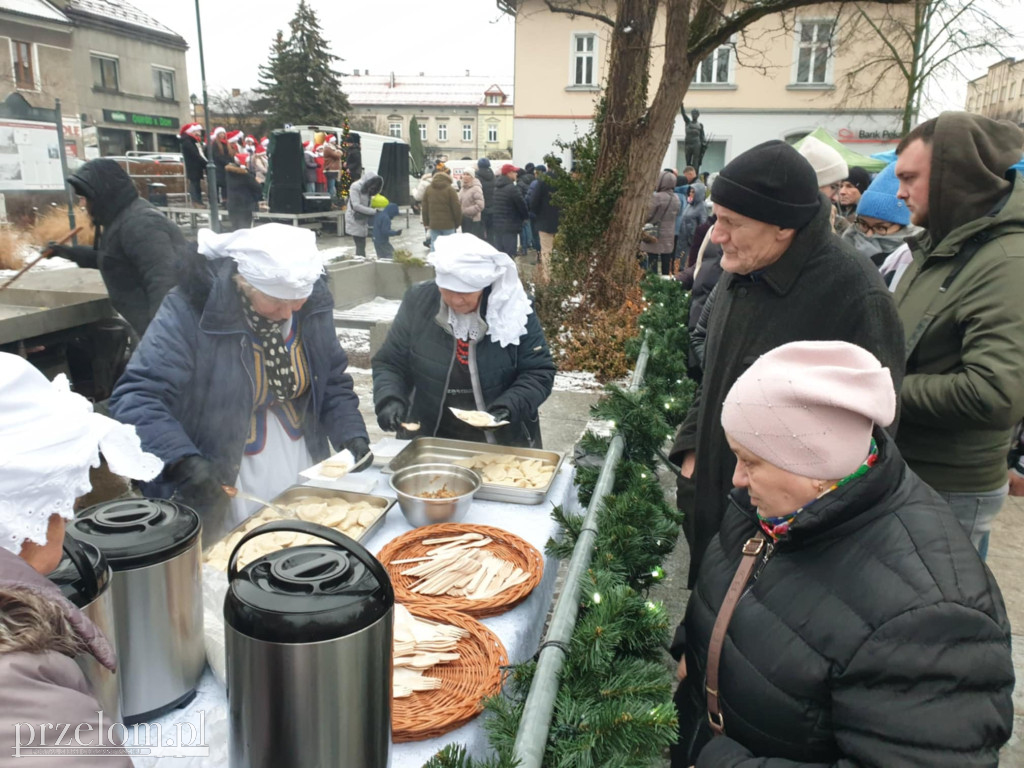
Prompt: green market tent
<box><xmin>793</xmin><ymin>127</ymin><xmax>889</xmax><ymax>173</ymax></box>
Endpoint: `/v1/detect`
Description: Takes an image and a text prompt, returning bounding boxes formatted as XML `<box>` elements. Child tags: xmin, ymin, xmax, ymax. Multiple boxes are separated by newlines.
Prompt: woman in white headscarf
<box><xmin>372</xmin><ymin>233</ymin><xmax>556</xmax><ymax>447</ymax></box>
<box><xmin>109</xmin><ymin>224</ymin><xmax>371</xmax><ymax>540</ymax></box>
<box><xmin>0</xmin><ymin>353</ymin><xmax>162</xmax><ymax>766</ymax></box>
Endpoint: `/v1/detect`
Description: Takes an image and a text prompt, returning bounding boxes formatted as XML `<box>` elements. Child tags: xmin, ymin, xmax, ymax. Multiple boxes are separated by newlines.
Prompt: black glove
<box><xmin>377</xmin><ymin>399</ymin><xmax>406</xmax><ymax>432</ymax></box>
<box><xmin>168</xmin><ymin>455</ymin><xmax>229</xmax><ymax>514</ymax></box>
<box><xmin>395</xmin><ymin>229</ymin><xmax>403</xmax><ymax>235</ymax></box>
<box><xmin>488</xmin><ymin>406</ymin><xmax>511</xmax><ymax>424</ymax></box>
<box><xmin>44</xmin><ymin>243</ymin><xmax>75</xmax><ymax>259</ymax></box>
<box><xmin>344</xmin><ymin>437</ymin><xmax>372</xmax><ymax>472</ymax></box>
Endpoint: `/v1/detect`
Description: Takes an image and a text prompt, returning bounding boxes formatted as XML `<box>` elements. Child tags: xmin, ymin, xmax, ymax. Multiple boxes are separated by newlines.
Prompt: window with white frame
<box><xmin>793</xmin><ymin>21</ymin><xmax>834</xmax><ymax>85</ymax></box>
<box><xmin>418</xmin><ymin>121</ymin><xmax>428</xmax><ymax>141</ymax></box>
<box><xmin>693</xmin><ymin>41</ymin><xmax>733</xmax><ymax>85</ymax></box>
<box><xmin>152</xmin><ymin>67</ymin><xmax>175</xmax><ymax>100</ymax></box>
<box><xmin>572</xmin><ymin>33</ymin><xmax>597</xmax><ymax>86</ymax></box>
<box><xmin>12</xmin><ymin>41</ymin><xmax>37</xmax><ymax>90</ymax></box>
<box><xmin>487</xmin><ymin>124</ymin><xmax>498</xmax><ymax>143</ymax></box>
<box><xmin>91</xmin><ymin>54</ymin><xmax>120</xmax><ymax>91</ymax></box>
<box><xmin>486</xmin><ymin>94</ymin><xmax>502</xmax><ymax>105</ymax></box>
<box><xmin>437</xmin><ymin>123</ymin><xmax>448</xmax><ymax>141</ymax></box>
<box><xmin>389</xmin><ymin>122</ymin><xmax>402</xmax><ymax>138</ymax></box>
<box><xmin>462</xmin><ymin>123</ymin><xmax>472</xmax><ymax>141</ymax></box>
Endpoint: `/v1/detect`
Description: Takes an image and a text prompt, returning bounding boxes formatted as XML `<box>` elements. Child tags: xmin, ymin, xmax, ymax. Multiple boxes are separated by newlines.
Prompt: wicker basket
<box><xmin>378</xmin><ymin>523</ymin><xmax>544</xmax><ymax>618</ymax></box>
<box><xmin>392</xmin><ymin>604</ymin><xmax>508</xmax><ymax>742</ymax></box>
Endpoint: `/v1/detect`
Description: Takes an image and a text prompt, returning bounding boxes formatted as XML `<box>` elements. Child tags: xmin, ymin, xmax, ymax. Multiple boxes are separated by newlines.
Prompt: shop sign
<box><xmin>837</xmin><ymin>128</ymin><xmax>900</xmax><ymax>143</ymax></box>
<box><xmin>62</xmin><ymin>117</ymin><xmax>82</xmax><ymax>139</ymax></box>
<box><xmin>102</xmin><ymin>110</ymin><xmax>180</xmax><ymax>130</ymax></box>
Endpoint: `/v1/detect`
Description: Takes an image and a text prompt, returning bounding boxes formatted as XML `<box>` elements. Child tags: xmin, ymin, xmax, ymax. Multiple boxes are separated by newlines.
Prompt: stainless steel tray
<box><xmin>383</xmin><ymin>437</ymin><xmax>564</xmax><ymax>505</ymax></box>
<box><xmin>205</xmin><ymin>486</ymin><xmax>395</xmax><ymax>554</ymax></box>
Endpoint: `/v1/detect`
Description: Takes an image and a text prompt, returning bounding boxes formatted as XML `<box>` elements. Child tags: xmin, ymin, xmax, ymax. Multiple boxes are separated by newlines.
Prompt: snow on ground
<box><xmin>0</xmin><ymin>245</ymin><xmax>77</xmax><ymax>278</ymax></box>
<box><xmin>333</xmin><ymin>297</ymin><xmax>403</xmax><ymax>324</ymax></box>
<box><xmin>318</xmin><ymin>245</ymin><xmax>353</xmax><ymax>264</ymax></box>
<box><xmin>553</xmin><ymin>370</ymin><xmax>604</xmax><ymax>393</ymax></box>
<box><xmin>336</xmin><ymin>328</ymin><xmax>370</xmax><ymax>356</ymax></box>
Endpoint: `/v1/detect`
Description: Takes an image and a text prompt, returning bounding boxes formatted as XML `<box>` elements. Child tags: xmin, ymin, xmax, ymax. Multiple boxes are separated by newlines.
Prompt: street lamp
<box><xmin>194</xmin><ymin>0</ymin><xmax>220</xmax><ymax>231</ymax></box>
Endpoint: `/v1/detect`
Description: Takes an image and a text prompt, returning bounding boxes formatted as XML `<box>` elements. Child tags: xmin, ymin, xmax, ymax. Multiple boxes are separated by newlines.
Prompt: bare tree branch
<box><xmin>543</xmin><ymin>0</ymin><xmax>615</xmax><ymax>26</ymax></box>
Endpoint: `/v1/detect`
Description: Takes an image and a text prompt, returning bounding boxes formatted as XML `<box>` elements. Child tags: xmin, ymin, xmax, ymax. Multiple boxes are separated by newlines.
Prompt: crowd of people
<box><xmin>412</xmin><ymin>159</ymin><xmax>561</xmax><ymax>271</ymax></box>
<box><xmin>668</xmin><ymin>111</ymin><xmax>1023</xmax><ymax>766</ymax></box>
<box><xmin>5</xmin><ymin>109</ymin><xmax>1023</xmax><ymax>766</ymax></box>
<box><xmin>178</xmin><ymin>124</ymin><xmax>363</xmax><ymax>228</ymax></box>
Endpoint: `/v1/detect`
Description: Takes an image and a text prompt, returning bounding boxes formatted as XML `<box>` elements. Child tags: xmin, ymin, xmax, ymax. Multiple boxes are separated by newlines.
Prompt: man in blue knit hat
<box><xmin>841</xmin><ymin>162</ymin><xmax>921</xmax><ymax>266</ymax></box>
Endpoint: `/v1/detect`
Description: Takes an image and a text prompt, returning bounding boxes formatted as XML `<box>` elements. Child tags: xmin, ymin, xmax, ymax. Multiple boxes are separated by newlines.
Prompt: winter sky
<box><xmin>133</xmin><ymin>0</ymin><xmax>1020</xmax><ymax>118</ymax></box>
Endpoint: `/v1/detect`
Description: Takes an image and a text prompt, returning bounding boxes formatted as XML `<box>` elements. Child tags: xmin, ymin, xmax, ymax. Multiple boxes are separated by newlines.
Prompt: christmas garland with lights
<box><xmin>337</xmin><ymin>117</ymin><xmax>352</xmax><ymax>199</ymax></box>
<box><xmin>424</xmin><ymin>276</ymin><xmax>693</xmax><ymax>767</ymax></box>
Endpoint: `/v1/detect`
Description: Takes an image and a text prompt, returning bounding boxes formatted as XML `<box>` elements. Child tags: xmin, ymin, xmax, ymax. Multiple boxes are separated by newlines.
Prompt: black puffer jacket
<box><xmin>672</xmin><ymin>429</ymin><xmax>1014</xmax><ymax>768</ymax></box>
<box><xmin>476</xmin><ymin>165</ymin><xmax>496</xmax><ymax>210</ymax></box>
<box><xmin>491</xmin><ymin>175</ymin><xmax>528</xmax><ymax>234</ymax></box>
<box><xmin>371</xmin><ymin>281</ymin><xmax>555</xmax><ymax>447</ymax></box>
<box><xmin>225</xmin><ymin>163</ymin><xmax>263</xmax><ymax>218</ymax></box>
<box><xmin>65</xmin><ymin>158</ymin><xmax>187</xmax><ymax>336</ymax></box>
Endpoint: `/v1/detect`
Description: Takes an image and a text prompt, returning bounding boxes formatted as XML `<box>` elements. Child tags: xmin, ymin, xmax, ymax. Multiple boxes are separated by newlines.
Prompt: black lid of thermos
<box><xmin>223</xmin><ymin>520</ymin><xmax>394</xmax><ymax>644</ymax></box>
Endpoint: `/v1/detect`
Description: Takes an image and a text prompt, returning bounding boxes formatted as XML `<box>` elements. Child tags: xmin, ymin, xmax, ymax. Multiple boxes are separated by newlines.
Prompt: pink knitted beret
<box><xmin>721</xmin><ymin>341</ymin><xmax>896</xmax><ymax>479</ymax></box>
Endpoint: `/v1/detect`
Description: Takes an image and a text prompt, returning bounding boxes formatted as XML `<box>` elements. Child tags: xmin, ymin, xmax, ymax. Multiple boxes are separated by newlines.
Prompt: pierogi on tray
<box><xmin>453</xmin><ymin>453</ymin><xmax>555</xmax><ymax>489</ymax></box>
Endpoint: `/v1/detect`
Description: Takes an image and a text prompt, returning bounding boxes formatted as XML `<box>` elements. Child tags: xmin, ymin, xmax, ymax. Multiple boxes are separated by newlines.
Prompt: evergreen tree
<box><xmin>255</xmin><ymin>0</ymin><xmax>349</xmax><ymax>129</ymax></box>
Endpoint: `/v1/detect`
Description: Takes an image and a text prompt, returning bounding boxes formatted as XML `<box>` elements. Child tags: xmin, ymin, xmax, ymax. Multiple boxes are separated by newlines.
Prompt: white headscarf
<box><xmin>197</xmin><ymin>224</ymin><xmax>324</xmax><ymax>300</ymax></box>
<box><xmin>0</xmin><ymin>353</ymin><xmax>163</xmax><ymax>555</ymax></box>
<box><xmin>428</xmin><ymin>233</ymin><xmax>532</xmax><ymax>348</ymax></box>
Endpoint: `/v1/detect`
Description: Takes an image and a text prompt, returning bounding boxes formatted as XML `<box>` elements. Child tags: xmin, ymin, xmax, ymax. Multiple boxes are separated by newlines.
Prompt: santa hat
<box><xmin>234</xmin><ymin>153</ymin><xmax>250</xmax><ymax>167</ymax></box>
<box><xmin>254</xmin><ymin>143</ymin><xmax>267</xmax><ymax>155</ymax></box>
<box><xmin>260</xmin><ymin>137</ymin><xmax>269</xmax><ymax>148</ymax></box>
<box><xmin>328</xmin><ymin>134</ymin><xmax>338</xmax><ymax>144</ymax></box>
<box><xmin>213</xmin><ymin>126</ymin><xmax>226</xmax><ymax>139</ymax></box>
<box><xmin>180</xmin><ymin>122</ymin><xmax>203</xmax><ymax>137</ymax></box>
<box><xmin>227</xmin><ymin>130</ymin><xmax>244</xmax><ymax>145</ymax></box>
<box><xmin>244</xmin><ymin>135</ymin><xmax>255</xmax><ymax>145</ymax></box>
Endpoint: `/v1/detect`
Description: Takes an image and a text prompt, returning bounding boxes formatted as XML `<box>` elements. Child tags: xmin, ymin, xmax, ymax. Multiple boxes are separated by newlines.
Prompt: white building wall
<box><xmin>515</xmin><ymin>109</ymin><xmax>902</xmax><ymax>172</ymax></box>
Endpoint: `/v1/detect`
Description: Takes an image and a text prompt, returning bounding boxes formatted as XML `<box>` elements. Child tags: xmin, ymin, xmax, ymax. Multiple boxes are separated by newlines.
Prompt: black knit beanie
<box><xmin>845</xmin><ymin>166</ymin><xmax>872</xmax><ymax>194</ymax></box>
<box><xmin>711</xmin><ymin>140</ymin><xmax>820</xmax><ymax>229</ymax></box>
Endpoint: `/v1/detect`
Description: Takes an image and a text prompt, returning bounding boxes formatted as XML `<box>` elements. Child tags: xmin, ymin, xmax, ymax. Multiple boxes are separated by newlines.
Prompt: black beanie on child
<box><xmin>711</xmin><ymin>140</ymin><xmax>820</xmax><ymax>229</ymax></box>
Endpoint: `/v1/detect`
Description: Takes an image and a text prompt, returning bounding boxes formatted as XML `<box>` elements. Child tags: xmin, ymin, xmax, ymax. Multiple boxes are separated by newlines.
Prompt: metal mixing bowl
<box><xmin>389</xmin><ymin>463</ymin><xmax>481</xmax><ymax>527</ymax></box>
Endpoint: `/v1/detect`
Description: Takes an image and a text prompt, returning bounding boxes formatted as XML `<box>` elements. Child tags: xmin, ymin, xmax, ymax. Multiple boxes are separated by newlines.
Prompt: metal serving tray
<box><xmin>206</xmin><ymin>486</ymin><xmax>395</xmax><ymax>553</ymax></box>
<box><xmin>383</xmin><ymin>437</ymin><xmax>564</xmax><ymax>505</ymax></box>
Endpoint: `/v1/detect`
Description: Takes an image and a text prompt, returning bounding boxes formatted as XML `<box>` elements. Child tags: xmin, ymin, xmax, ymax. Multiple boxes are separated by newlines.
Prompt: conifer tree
<box><xmin>255</xmin><ymin>0</ymin><xmax>349</xmax><ymax>128</ymax></box>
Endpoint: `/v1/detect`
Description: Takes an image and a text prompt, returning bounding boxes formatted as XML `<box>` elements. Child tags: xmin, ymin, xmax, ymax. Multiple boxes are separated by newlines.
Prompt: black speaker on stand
<box><xmin>378</xmin><ymin>142</ymin><xmax>411</xmax><ymax>206</ymax></box>
<box><xmin>268</xmin><ymin>129</ymin><xmax>304</xmax><ymax>214</ymax></box>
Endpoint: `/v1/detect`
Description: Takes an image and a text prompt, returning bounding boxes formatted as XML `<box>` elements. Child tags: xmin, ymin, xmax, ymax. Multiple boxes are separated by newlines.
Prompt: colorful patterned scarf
<box><xmin>757</xmin><ymin>438</ymin><xmax>879</xmax><ymax>541</ymax></box>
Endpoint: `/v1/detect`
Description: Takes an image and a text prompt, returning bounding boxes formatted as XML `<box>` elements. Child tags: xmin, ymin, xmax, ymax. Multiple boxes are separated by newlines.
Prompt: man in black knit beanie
<box><xmin>668</xmin><ymin>139</ymin><xmax>906</xmax><ymax>585</ymax></box>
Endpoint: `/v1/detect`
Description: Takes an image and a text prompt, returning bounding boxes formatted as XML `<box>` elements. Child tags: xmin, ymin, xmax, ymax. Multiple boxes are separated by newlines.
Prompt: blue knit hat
<box><xmin>856</xmin><ymin>162</ymin><xmax>909</xmax><ymax>226</ymax></box>
<box><xmin>477</xmin><ymin>158</ymin><xmax>491</xmax><ymax>169</ymax></box>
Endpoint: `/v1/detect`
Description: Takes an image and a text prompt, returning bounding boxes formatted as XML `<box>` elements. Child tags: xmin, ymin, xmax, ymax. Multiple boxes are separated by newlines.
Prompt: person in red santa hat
<box><xmin>251</xmin><ymin>140</ymin><xmax>268</xmax><ymax>185</ymax></box>
<box><xmin>322</xmin><ymin>134</ymin><xmax>342</xmax><ymax>199</ymax></box>
<box><xmin>179</xmin><ymin>123</ymin><xmax>206</xmax><ymax>207</ymax></box>
<box><xmin>226</xmin><ymin>130</ymin><xmax>245</xmax><ymax>154</ymax></box>
<box><xmin>314</xmin><ymin>143</ymin><xmax>327</xmax><ymax>193</ymax></box>
<box><xmin>302</xmin><ymin>140</ymin><xmax>318</xmax><ymax>193</ymax></box>
<box><xmin>209</xmin><ymin>126</ymin><xmax>231</xmax><ymax>203</ymax></box>
<box><xmin>225</xmin><ymin>153</ymin><xmax>263</xmax><ymax>230</ymax></box>
<box><xmin>243</xmin><ymin>135</ymin><xmax>256</xmax><ymax>156</ymax></box>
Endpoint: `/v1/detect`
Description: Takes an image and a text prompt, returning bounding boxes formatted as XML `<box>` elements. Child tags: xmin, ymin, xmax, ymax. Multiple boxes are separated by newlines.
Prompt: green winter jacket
<box><xmin>893</xmin><ymin>112</ymin><xmax>1024</xmax><ymax>492</ymax></box>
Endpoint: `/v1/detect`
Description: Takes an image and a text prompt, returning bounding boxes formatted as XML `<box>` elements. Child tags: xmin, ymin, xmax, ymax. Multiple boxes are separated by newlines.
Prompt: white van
<box><xmin>294</xmin><ymin>125</ymin><xmax>405</xmax><ymax>176</ymax></box>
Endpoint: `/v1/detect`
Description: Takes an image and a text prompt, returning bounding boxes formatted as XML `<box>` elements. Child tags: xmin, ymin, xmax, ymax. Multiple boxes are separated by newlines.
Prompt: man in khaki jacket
<box><xmin>893</xmin><ymin>112</ymin><xmax>1024</xmax><ymax>558</ymax></box>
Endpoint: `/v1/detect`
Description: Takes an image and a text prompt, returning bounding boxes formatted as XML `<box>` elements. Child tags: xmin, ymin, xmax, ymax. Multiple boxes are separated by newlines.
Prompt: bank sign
<box><xmin>837</xmin><ymin>128</ymin><xmax>900</xmax><ymax>143</ymax></box>
<box><xmin>102</xmin><ymin>110</ymin><xmax>180</xmax><ymax>130</ymax></box>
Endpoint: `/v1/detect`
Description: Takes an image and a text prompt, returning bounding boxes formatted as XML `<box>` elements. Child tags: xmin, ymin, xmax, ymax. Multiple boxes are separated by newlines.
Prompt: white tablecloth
<box><xmin>136</xmin><ymin>461</ymin><xmax>578</xmax><ymax>768</ymax></box>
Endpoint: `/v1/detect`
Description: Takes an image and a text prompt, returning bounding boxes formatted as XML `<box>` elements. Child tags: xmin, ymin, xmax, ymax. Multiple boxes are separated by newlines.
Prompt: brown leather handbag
<box><xmin>705</xmin><ymin>532</ymin><xmax>767</xmax><ymax>736</ymax></box>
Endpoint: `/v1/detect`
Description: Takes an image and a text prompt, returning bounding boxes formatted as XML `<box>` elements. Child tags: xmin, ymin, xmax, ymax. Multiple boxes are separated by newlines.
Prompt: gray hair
<box><xmin>0</xmin><ymin>587</ymin><xmax>86</xmax><ymax>658</ymax></box>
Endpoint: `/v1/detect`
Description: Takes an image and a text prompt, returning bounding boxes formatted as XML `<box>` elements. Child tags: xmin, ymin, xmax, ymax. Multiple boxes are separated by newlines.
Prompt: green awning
<box><xmin>793</xmin><ymin>127</ymin><xmax>889</xmax><ymax>173</ymax></box>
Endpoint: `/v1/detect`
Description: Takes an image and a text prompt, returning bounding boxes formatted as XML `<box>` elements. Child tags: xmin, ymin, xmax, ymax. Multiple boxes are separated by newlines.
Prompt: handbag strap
<box><xmin>705</xmin><ymin>532</ymin><xmax>766</xmax><ymax>736</ymax></box>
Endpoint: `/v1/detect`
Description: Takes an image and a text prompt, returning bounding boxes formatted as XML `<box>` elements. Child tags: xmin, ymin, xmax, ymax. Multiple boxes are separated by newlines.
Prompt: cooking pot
<box><xmin>68</xmin><ymin>498</ymin><xmax>205</xmax><ymax>724</ymax></box>
<box><xmin>224</xmin><ymin>519</ymin><xmax>393</xmax><ymax>768</ymax></box>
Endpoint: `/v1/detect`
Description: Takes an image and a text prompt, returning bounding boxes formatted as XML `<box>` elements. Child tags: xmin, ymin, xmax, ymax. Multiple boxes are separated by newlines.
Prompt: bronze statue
<box><xmin>681</xmin><ymin>106</ymin><xmax>707</xmax><ymax>171</ymax></box>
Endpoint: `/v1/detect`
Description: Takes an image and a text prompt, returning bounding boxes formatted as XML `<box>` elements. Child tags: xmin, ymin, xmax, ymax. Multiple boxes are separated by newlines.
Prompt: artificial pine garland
<box><xmin>424</xmin><ymin>276</ymin><xmax>692</xmax><ymax>768</ymax></box>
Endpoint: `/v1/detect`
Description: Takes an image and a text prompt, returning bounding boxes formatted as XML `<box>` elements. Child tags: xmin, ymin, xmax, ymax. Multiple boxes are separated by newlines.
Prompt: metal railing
<box><xmin>511</xmin><ymin>336</ymin><xmax>651</xmax><ymax>768</ymax></box>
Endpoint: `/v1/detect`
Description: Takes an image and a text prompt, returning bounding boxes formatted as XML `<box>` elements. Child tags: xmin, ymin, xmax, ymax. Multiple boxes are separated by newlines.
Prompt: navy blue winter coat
<box><xmin>371</xmin><ymin>281</ymin><xmax>555</xmax><ymax>447</ymax></box>
<box><xmin>109</xmin><ymin>251</ymin><xmax>368</xmax><ymax>499</ymax></box>
<box><xmin>372</xmin><ymin>202</ymin><xmax>401</xmax><ymax>259</ymax></box>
